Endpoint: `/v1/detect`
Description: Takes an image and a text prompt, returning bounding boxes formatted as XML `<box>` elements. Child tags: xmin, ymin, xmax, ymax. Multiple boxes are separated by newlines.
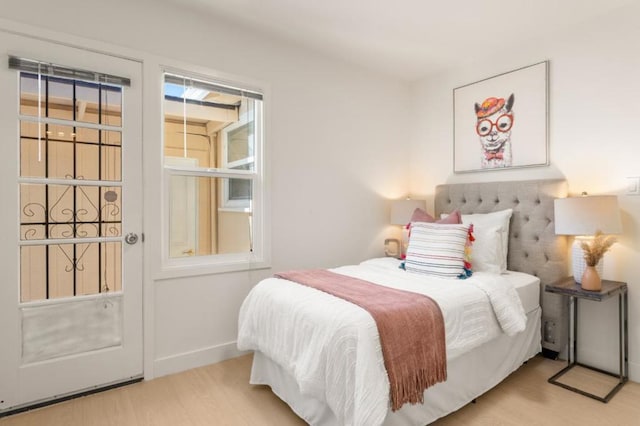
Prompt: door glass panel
<box><xmin>20</xmin><ymin>121</ymin><xmax>46</xmax><ymax>178</ymax></box>
<box><xmin>20</xmin><ymin>184</ymin><xmax>122</xmax><ymax>241</ymax></box>
<box><xmin>20</xmin><ymin>183</ymin><xmax>47</xmax><ymax>228</ymax></box>
<box><xmin>19</xmin><ymin>73</ymin><xmax>44</xmax><ymax>117</ymax></box>
<box><xmin>75</xmin><ymin>82</ymin><xmax>100</xmax><ymax>124</ymax></box>
<box><xmin>20</xmin><ymin>245</ymin><xmax>46</xmax><ymax>301</ymax></box>
<box><xmin>18</xmin><ymin>71</ymin><xmax>125</xmax><ymax>304</ymax></box>
<box><xmin>101</xmin><ymin>145</ymin><xmax>122</xmax><ymax>181</ymax></box>
<box><xmin>103</xmin><ymin>130</ymin><xmax>122</xmax><ymax>146</ymax></box>
<box><xmin>48</xmin><ymin>78</ymin><xmax>74</xmax><ymax>121</ymax></box>
<box><xmin>20</xmin><ymin>121</ymin><xmax>122</xmax><ymax>181</ymax></box>
<box><xmin>48</xmin><ymin>139</ymin><xmax>75</xmax><ymax>179</ymax></box>
<box><xmin>20</xmin><ymin>241</ymin><xmax>122</xmax><ymax>302</ymax></box>
<box><xmin>101</xmin><ymin>86</ymin><xmax>123</xmax><ymax>127</ymax></box>
<box><xmin>76</xmin><ymin>143</ymin><xmax>100</xmax><ymax>180</ymax></box>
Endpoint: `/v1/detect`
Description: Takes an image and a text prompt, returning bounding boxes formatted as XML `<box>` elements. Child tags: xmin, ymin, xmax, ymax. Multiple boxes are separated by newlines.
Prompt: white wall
<box><xmin>0</xmin><ymin>0</ymin><xmax>412</xmax><ymax>378</ymax></box>
<box><xmin>409</xmin><ymin>3</ymin><xmax>640</xmax><ymax>379</ymax></box>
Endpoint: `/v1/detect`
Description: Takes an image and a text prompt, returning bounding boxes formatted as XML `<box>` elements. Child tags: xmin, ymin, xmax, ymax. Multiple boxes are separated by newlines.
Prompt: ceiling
<box><xmin>166</xmin><ymin>0</ymin><xmax>634</xmax><ymax>82</ymax></box>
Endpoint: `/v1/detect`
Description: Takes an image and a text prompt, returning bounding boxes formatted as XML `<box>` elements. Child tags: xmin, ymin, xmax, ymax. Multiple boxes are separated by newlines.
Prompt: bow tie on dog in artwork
<box><xmin>484</xmin><ymin>150</ymin><xmax>504</xmax><ymax>161</ymax></box>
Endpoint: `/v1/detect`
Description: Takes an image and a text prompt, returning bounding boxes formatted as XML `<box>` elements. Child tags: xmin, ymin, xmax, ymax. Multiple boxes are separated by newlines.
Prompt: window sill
<box><xmin>153</xmin><ymin>255</ymin><xmax>271</xmax><ymax>281</ymax></box>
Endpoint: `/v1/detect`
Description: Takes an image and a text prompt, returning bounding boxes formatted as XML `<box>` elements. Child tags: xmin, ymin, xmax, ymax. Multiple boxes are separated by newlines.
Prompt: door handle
<box><xmin>124</xmin><ymin>233</ymin><xmax>139</xmax><ymax>245</ymax></box>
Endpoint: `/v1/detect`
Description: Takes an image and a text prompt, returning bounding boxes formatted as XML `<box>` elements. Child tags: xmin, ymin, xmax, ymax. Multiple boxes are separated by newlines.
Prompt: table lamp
<box><xmin>390</xmin><ymin>198</ymin><xmax>425</xmax><ymax>258</ymax></box>
<box><xmin>554</xmin><ymin>194</ymin><xmax>621</xmax><ymax>284</ymax></box>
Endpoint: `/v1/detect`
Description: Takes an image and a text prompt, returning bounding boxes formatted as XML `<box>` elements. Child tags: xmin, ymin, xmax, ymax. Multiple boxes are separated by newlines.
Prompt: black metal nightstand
<box><xmin>545</xmin><ymin>277</ymin><xmax>628</xmax><ymax>402</ymax></box>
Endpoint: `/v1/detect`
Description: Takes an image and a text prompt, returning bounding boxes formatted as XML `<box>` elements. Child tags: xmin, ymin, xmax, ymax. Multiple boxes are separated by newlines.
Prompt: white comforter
<box><xmin>237</xmin><ymin>258</ymin><xmax>526</xmax><ymax>426</ymax></box>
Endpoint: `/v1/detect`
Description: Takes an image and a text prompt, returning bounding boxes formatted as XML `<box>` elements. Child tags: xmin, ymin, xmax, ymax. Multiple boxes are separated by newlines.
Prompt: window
<box><xmin>162</xmin><ymin>71</ymin><xmax>266</xmax><ymax>271</ymax></box>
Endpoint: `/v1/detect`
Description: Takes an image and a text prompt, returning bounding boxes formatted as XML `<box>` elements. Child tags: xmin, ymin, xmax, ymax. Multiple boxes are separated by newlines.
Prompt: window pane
<box><xmin>168</xmin><ymin>175</ymin><xmax>253</xmax><ymax>258</ymax></box>
<box><xmin>229</xmin><ymin>179</ymin><xmax>251</xmax><ymax>200</ymax></box>
<box><xmin>225</xmin><ymin>121</ymin><xmax>255</xmax><ymax>170</ymax></box>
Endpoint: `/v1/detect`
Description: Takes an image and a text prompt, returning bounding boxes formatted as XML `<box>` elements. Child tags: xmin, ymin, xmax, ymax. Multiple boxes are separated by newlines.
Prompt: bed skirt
<box><xmin>250</xmin><ymin>307</ymin><xmax>542</xmax><ymax>426</ymax></box>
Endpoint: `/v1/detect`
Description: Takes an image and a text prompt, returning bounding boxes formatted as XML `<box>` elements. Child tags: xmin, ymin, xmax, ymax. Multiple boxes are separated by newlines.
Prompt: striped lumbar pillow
<box><xmin>404</xmin><ymin>222</ymin><xmax>471</xmax><ymax>279</ymax></box>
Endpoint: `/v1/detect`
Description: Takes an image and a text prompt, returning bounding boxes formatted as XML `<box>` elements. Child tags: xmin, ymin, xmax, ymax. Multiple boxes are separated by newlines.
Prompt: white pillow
<box><xmin>468</xmin><ymin>225</ymin><xmax>504</xmax><ymax>274</ymax></box>
<box><xmin>404</xmin><ymin>222</ymin><xmax>470</xmax><ymax>279</ymax></box>
<box><xmin>461</xmin><ymin>209</ymin><xmax>512</xmax><ymax>272</ymax></box>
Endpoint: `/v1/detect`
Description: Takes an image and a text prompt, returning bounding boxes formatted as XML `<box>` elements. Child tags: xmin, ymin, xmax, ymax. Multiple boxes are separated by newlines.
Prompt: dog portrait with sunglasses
<box><xmin>474</xmin><ymin>94</ymin><xmax>515</xmax><ymax>168</ymax></box>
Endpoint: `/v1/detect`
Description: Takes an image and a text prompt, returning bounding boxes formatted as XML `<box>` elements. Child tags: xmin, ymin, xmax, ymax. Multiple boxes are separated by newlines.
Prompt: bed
<box><xmin>238</xmin><ymin>179</ymin><xmax>568</xmax><ymax>425</ymax></box>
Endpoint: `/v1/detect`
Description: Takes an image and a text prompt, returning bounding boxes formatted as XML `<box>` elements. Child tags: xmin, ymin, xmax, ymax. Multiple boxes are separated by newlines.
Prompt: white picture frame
<box><xmin>453</xmin><ymin>61</ymin><xmax>549</xmax><ymax>173</ymax></box>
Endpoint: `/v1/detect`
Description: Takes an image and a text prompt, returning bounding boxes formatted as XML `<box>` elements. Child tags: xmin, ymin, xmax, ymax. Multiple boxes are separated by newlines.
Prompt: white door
<box><xmin>0</xmin><ymin>31</ymin><xmax>143</xmax><ymax>412</ymax></box>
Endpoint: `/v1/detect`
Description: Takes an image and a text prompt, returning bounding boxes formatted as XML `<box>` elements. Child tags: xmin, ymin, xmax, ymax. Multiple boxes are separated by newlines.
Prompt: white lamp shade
<box><xmin>555</xmin><ymin>195</ymin><xmax>621</xmax><ymax>283</ymax></box>
<box><xmin>390</xmin><ymin>199</ymin><xmax>425</xmax><ymax>225</ymax></box>
<box><xmin>554</xmin><ymin>195</ymin><xmax>621</xmax><ymax>236</ymax></box>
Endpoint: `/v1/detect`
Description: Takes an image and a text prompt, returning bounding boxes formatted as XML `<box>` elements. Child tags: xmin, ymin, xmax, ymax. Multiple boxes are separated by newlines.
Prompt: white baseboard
<box><xmin>153</xmin><ymin>341</ymin><xmax>249</xmax><ymax>378</ymax></box>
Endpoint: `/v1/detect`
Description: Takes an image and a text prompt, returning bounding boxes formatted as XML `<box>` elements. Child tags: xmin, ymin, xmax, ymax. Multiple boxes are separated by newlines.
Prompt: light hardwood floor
<box><xmin>1</xmin><ymin>354</ymin><xmax>639</xmax><ymax>425</ymax></box>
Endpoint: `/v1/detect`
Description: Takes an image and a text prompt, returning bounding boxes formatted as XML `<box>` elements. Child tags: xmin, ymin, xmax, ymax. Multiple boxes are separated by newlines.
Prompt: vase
<box><xmin>572</xmin><ymin>240</ymin><xmax>603</xmax><ymax>283</ymax></box>
<box><xmin>581</xmin><ymin>266</ymin><xmax>602</xmax><ymax>291</ymax></box>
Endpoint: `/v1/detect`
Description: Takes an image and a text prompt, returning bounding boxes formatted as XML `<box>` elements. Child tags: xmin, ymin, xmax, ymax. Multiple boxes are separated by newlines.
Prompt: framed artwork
<box><xmin>453</xmin><ymin>61</ymin><xmax>549</xmax><ymax>173</ymax></box>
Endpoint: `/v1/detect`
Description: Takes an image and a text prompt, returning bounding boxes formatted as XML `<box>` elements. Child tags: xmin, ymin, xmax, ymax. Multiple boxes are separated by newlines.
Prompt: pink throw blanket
<box><xmin>274</xmin><ymin>269</ymin><xmax>446</xmax><ymax>411</ymax></box>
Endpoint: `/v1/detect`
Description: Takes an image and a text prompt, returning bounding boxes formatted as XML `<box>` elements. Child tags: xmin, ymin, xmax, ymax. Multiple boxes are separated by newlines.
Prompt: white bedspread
<box><xmin>237</xmin><ymin>258</ymin><xmax>526</xmax><ymax>426</ymax></box>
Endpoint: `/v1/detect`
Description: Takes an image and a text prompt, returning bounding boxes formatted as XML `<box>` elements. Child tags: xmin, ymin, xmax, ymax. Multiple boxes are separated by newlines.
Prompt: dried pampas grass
<box><xmin>580</xmin><ymin>230</ymin><xmax>616</xmax><ymax>267</ymax></box>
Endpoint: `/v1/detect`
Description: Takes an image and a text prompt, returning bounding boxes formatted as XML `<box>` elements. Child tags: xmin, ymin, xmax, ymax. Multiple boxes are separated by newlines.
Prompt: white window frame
<box><xmin>159</xmin><ymin>69</ymin><xmax>269</xmax><ymax>278</ymax></box>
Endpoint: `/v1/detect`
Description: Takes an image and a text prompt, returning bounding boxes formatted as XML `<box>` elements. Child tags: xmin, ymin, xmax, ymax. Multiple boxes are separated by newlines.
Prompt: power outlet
<box><xmin>627</xmin><ymin>177</ymin><xmax>640</xmax><ymax>195</ymax></box>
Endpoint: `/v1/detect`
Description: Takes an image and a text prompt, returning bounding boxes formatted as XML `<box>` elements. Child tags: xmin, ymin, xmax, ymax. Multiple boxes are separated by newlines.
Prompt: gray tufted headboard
<box><xmin>435</xmin><ymin>179</ymin><xmax>568</xmax><ymax>356</ymax></box>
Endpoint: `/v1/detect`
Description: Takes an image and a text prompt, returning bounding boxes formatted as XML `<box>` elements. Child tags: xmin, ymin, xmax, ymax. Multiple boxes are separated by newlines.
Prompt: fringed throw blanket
<box><xmin>274</xmin><ymin>269</ymin><xmax>446</xmax><ymax>411</ymax></box>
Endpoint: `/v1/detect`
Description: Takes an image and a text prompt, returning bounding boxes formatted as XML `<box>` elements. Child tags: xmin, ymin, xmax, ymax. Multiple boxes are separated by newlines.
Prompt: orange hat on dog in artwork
<box><xmin>475</xmin><ymin>97</ymin><xmax>505</xmax><ymax>118</ymax></box>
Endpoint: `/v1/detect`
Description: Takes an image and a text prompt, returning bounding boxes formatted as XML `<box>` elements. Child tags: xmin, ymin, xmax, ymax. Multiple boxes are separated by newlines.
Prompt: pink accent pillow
<box><xmin>409</xmin><ymin>208</ymin><xmax>462</xmax><ymax>225</ymax></box>
<box><xmin>409</xmin><ymin>208</ymin><xmax>435</xmax><ymax>223</ymax></box>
